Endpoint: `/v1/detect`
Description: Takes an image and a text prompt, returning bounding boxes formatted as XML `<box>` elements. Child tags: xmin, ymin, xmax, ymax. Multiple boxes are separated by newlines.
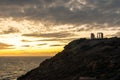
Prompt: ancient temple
<box><xmin>97</xmin><ymin>32</ymin><xmax>103</xmax><ymax>39</ymax></box>
<box><xmin>91</xmin><ymin>32</ymin><xmax>104</xmax><ymax>39</ymax></box>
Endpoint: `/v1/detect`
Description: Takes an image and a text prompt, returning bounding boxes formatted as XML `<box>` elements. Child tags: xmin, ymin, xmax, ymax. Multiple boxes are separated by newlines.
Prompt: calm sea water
<box><xmin>0</xmin><ymin>56</ymin><xmax>50</xmax><ymax>80</ymax></box>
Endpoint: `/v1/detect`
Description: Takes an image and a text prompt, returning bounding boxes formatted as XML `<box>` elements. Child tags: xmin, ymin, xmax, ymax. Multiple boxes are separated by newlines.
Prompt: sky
<box><xmin>0</xmin><ymin>0</ymin><xmax>120</xmax><ymax>56</ymax></box>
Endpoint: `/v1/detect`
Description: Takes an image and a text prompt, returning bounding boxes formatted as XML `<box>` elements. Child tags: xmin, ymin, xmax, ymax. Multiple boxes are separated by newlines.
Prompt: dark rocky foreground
<box><xmin>18</xmin><ymin>38</ymin><xmax>120</xmax><ymax>80</ymax></box>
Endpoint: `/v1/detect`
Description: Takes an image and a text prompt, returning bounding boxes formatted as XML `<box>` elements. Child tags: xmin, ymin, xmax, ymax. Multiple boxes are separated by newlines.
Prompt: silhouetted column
<box><xmin>91</xmin><ymin>33</ymin><xmax>95</xmax><ymax>39</ymax></box>
<box><xmin>101</xmin><ymin>33</ymin><xmax>103</xmax><ymax>39</ymax></box>
<box><xmin>97</xmin><ymin>33</ymin><xmax>100</xmax><ymax>38</ymax></box>
<box><xmin>97</xmin><ymin>32</ymin><xmax>104</xmax><ymax>39</ymax></box>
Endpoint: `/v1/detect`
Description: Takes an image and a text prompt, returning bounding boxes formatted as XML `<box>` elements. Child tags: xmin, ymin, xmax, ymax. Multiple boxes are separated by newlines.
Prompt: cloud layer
<box><xmin>22</xmin><ymin>31</ymin><xmax>74</xmax><ymax>38</ymax></box>
<box><xmin>1</xmin><ymin>27</ymin><xmax>19</xmax><ymax>34</ymax></box>
<box><xmin>0</xmin><ymin>0</ymin><xmax>119</xmax><ymax>51</ymax></box>
<box><xmin>0</xmin><ymin>0</ymin><xmax>119</xmax><ymax>27</ymax></box>
<box><xmin>0</xmin><ymin>42</ymin><xmax>13</xmax><ymax>49</ymax></box>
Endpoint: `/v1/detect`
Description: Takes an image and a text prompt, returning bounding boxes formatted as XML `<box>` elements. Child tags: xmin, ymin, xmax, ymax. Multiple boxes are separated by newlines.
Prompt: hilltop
<box><xmin>18</xmin><ymin>37</ymin><xmax>120</xmax><ymax>80</ymax></box>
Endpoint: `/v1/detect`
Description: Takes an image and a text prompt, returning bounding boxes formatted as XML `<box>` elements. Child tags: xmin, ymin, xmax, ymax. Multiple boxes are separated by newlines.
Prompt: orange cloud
<box><xmin>0</xmin><ymin>42</ymin><xmax>14</xmax><ymax>49</ymax></box>
<box><xmin>1</xmin><ymin>27</ymin><xmax>19</xmax><ymax>34</ymax></box>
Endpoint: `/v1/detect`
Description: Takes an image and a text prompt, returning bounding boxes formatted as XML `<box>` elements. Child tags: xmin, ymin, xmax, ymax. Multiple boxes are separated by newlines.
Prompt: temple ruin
<box><xmin>91</xmin><ymin>32</ymin><xmax>104</xmax><ymax>39</ymax></box>
<box><xmin>97</xmin><ymin>32</ymin><xmax>103</xmax><ymax>39</ymax></box>
<box><xmin>91</xmin><ymin>33</ymin><xmax>95</xmax><ymax>39</ymax></box>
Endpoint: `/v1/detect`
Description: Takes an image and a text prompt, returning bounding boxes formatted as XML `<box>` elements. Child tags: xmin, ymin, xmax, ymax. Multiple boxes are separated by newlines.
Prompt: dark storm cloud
<box><xmin>0</xmin><ymin>0</ymin><xmax>36</xmax><ymax>5</ymax></box>
<box><xmin>38</xmin><ymin>38</ymin><xmax>76</xmax><ymax>43</ymax></box>
<box><xmin>50</xmin><ymin>44</ymin><xmax>64</xmax><ymax>47</ymax></box>
<box><xmin>22</xmin><ymin>31</ymin><xmax>74</xmax><ymax>38</ymax></box>
<box><xmin>1</xmin><ymin>27</ymin><xmax>19</xmax><ymax>34</ymax></box>
<box><xmin>0</xmin><ymin>42</ymin><xmax>13</xmax><ymax>49</ymax></box>
<box><xmin>0</xmin><ymin>0</ymin><xmax>120</xmax><ymax>26</ymax></box>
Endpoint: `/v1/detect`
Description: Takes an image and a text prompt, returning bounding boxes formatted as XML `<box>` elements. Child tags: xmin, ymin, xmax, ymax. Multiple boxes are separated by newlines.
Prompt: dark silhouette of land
<box><xmin>17</xmin><ymin>37</ymin><xmax>120</xmax><ymax>80</ymax></box>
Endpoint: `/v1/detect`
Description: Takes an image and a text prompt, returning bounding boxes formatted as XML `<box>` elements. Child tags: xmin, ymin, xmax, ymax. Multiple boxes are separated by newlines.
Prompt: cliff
<box><xmin>17</xmin><ymin>38</ymin><xmax>120</xmax><ymax>80</ymax></box>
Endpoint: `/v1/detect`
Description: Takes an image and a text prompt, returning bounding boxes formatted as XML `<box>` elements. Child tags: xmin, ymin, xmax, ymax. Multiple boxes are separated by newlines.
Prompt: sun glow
<box><xmin>0</xmin><ymin>17</ymin><xmax>119</xmax><ymax>56</ymax></box>
<box><xmin>0</xmin><ymin>47</ymin><xmax>63</xmax><ymax>56</ymax></box>
<box><xmin>0</xmin><ymin>34</ymin><xmax>23</xmax><ymax>48</ymax></box>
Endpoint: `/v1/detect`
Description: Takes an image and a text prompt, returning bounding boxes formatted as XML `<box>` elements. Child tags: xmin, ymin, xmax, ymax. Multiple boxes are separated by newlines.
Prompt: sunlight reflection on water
<box><xmin>0</xmin><ymin>56</ymin><xmax>50</xmax><ymax>80</ymax></box>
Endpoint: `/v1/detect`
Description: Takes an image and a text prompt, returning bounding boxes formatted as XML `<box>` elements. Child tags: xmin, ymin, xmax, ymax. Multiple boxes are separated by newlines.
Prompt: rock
<box><xmin>17</xmin><ymin>37</ymin><xmax>120</xmax><ymax>80</ymax></box>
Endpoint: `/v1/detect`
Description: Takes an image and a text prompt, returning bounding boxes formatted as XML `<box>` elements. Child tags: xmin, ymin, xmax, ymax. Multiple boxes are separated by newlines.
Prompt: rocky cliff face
<box><xmin>17</xmin><ymin>38</ymin><xmax>120</xmax><ymax>80</ymax></box>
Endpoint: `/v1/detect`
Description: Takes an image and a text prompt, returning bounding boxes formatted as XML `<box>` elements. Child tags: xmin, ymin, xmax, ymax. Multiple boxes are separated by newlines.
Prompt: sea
<box><xmin>0</xmin><ymin>56</ymin><xmax>50</xmax><ymax>80</ymax></box>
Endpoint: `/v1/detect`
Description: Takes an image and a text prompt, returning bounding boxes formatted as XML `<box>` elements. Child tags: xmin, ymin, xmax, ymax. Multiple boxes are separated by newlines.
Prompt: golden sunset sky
<box><xmin>0</xmin><ymin>0</ymin><xmax>120</xmax><ymax>56</ymax></box>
